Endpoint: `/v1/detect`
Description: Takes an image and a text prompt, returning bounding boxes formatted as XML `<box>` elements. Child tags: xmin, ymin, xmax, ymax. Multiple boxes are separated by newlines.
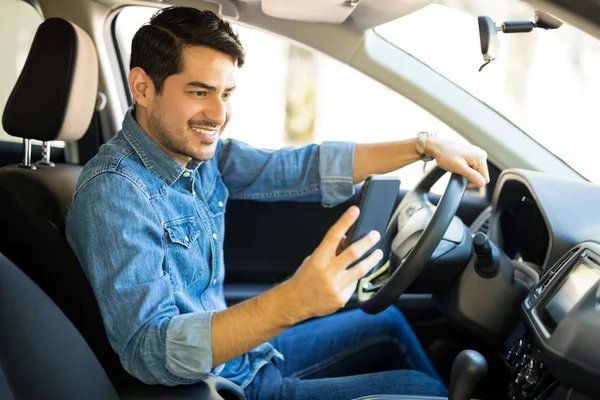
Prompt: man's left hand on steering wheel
<box><xmin>422</xmin><ymin>134</ymin><xmax>490</xmax><ymax>189</ymax></box>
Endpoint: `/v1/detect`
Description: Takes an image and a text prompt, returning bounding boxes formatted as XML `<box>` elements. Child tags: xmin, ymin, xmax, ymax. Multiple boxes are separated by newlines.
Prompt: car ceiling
<box><xmin>525</xmin><ymin>0</ymin><xmax>600</xmax><ymax>41</ymax></box>
<box><xmin>31</xmin><ymin>0</ymin><xmax>600</xmax><ymax>40</ymax></box>
<box><xmin>78</xmin><ymin>0</ymin><xmax>437</xmax><ymax>30</ymax></box>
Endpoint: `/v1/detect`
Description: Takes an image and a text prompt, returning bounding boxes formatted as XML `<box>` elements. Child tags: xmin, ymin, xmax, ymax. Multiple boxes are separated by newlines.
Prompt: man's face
<box><xmin>139</xmin><ymin>46</ymin><xmax>237</xmax><ymax>165</ymax></box>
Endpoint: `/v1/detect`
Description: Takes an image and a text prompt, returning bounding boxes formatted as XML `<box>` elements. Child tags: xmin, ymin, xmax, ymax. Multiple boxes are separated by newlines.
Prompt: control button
<box><xmin>507</xmin><ymin>339</ymin><xmax>524</xmax><ymax>365</ymax></box>
<box><xmin>212</xmin><ymin>233</ymin><xmax>218</xmax><ymax>240</ymax></box>
<box><xmin>515</xmin><ymin>353</ymin><xmax>529</xmax><ymax>371</ymax></box>
<box><xmin>515</xmin><ymin>357</ymin><xmax>529</xmax><ymax>386</ymax></box>
<box><xmin>522</xmin><ymin>359</ymin><xmax>543</xmax><ymax>392</ymax></box>
<box><xmin>507</xmin><ymin>338</ymin><xmax>530</xmax><ymax>368</ymax></box>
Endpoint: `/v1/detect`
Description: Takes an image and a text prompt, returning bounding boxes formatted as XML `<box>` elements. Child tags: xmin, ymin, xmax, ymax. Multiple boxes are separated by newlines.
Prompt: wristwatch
<box><xmin>415</xmin><ymin>131</ymin><xmax>437</xmax><ymax>162</ymax></box>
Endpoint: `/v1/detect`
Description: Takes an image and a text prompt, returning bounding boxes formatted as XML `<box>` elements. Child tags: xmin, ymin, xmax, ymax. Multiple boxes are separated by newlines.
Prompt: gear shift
<box><xmin>448</xmin><ymin>350</ymin><xmax>488</xmax><ymax>400</ymax></box>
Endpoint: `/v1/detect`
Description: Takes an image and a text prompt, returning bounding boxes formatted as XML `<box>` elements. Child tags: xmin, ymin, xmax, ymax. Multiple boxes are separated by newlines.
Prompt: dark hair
<box><xmin>130</xmin><ymin>6</ymin><xmax>245</xmax><ymax>93</ymax></box>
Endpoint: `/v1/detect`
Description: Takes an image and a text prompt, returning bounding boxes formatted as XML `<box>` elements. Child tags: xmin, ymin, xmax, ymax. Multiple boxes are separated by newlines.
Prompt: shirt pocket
<box><xmin>164</xmin><ymin>216</ymin><xmax>206</xmax><ymax>291</ymax></box>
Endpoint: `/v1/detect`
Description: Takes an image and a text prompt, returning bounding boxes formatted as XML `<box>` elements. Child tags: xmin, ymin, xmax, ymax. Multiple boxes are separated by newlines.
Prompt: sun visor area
<box><xmin>261</xmin><ymin>0</ymin><xmax>360</xmax><ymax>23</ymax></box>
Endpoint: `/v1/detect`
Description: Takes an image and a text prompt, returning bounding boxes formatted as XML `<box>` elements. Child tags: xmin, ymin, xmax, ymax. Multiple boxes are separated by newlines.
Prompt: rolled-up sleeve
<box><xmin>165</xmin><ymin>311</ymin><xmax>218</xmax><ymax>381</ymax></box>
<box><xmin>217</xmin><ymin>138</ymin><xmax>356</xmax><ymax>207</ymax></box>
<box><xmin>66</xmin><ymin>172</ymin><xmax>215</xmax><ymax>386</ymax></box>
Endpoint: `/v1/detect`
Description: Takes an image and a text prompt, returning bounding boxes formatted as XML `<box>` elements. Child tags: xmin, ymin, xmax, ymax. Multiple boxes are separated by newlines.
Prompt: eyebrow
<box><xmin>186</xmin><ymin>81</ymin><xmax>236</xmax><ymax>92</ymax></box>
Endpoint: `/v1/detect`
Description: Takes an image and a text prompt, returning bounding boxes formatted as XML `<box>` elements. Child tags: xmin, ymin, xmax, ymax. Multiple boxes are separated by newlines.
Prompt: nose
<box><xmin>201</xmin><ymin>96</ymin><xmax>227</xmax><ymax>127</ymax></box>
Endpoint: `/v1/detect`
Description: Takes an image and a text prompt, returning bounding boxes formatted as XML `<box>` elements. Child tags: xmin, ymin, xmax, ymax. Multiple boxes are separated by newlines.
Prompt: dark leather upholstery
<box><xmin>0</xmin><ymin>253</ymin><xmax>120</xmax><ymax>400</ymax></box>
<box><xmin>0</xmin><ymin>366</ymin><xmax>14</xmax><ymax>400</ymax></box>
<box><xmin>0</xmin><ymin>254</ymin><xmax>244</xmax><ymax>400</ymax></box>
<box><xmin>352</xmin><ymin>397</ymin><xmax>447</xmax><ymax>400</ymax></box>
<box><xmin>115</xmin><ymin>376</ymin><xmax>245</xmax><ymax>400</ymax></box>
<box><xmin>0</xmin><ymin>164</ymin><xmax>124</xmax><ymax>376</ymax></box>
<box><xmin>0</xmin><ymin>163</ymin><xmax>81</xmax><ymax>231</ymax></box>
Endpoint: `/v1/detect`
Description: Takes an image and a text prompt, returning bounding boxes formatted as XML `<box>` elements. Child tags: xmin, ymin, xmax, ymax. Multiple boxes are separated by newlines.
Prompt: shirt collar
<box><xmin>122</xmin><ymin>108</ymin><xmax>202</xmax><ymax>186</ymax></box>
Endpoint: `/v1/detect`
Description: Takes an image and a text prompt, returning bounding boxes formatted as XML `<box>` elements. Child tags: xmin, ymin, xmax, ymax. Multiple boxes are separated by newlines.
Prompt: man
<box><xmin>67</xmin><ymin>6</ymin><xmax>489</xmax><ymax>399</ymax></box>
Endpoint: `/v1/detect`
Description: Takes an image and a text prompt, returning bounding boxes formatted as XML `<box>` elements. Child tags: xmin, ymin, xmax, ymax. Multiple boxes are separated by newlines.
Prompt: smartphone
<box><xmin>342</xmin><ymin>175</ymin><xmax>400</xmax><ymax>268</ymax></box>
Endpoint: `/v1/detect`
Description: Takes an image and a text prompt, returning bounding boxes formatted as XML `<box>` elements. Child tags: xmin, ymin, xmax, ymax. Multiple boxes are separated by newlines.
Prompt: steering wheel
<box><xmin>357</xmin><ymin>166</ymin><xmax>468</xmax><ymax>314</ymax></box>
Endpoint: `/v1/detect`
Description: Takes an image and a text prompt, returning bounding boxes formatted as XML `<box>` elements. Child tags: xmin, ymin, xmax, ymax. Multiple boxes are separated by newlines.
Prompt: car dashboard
<box><xmin>487</xmin><ymin>169</ymin><xmax>600</xmax><ymax>399</ymax></box>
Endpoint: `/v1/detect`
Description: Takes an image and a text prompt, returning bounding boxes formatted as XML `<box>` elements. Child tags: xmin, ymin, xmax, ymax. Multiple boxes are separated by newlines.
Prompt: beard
<box><xmin>147</xmin><ymin>103</ymin><xmax>218</xmax><ymax>163</ymax></box>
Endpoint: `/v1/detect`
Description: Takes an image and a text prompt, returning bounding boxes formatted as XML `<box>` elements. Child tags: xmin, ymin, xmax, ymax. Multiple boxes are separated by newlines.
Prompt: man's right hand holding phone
<box><xmin>285</xmin><ymin>206</ymin><xmax>383</xmax><ymax>322</ymax></box>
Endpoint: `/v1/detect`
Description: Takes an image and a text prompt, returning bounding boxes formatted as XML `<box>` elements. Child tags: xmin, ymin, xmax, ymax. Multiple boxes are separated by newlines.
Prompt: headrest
<box><xmin>1</xmin><ymin>18</ymin><xmax>98</xmax><ymax>142</ymax></box>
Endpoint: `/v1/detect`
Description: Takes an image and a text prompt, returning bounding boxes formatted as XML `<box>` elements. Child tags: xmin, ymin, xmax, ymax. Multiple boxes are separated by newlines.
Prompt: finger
<box><xmin>455</xmin><ymin>159</ymin><xmax>486</xmax><ymax>188</ymax></box>
<box><xmin>314</xmin><ymin>206</ymin><xmax>360</xmax><ymax>258</ymax></box>
<box><xmin>344</xmin><ymin>248</ymin><xmax>384</xmax><ymax>284</ymax></box>
<box><xmin>337</xmin><ymin>230</ymin><xmax>381</xmax><ymax>268</ymax></box>
<box><xmin>469</xmin><ymin>148</ymin><xmax>490</xmax><ymax>184</ymax></box>
<box><xmin>476</xmin><ymin>162</ymin><xmax>490</xmax><ymax>184</ymax></box>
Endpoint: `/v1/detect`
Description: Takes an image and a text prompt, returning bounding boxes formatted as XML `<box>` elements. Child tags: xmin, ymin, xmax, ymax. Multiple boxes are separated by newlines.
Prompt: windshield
<box><xmin>375</xmin><ymin>0</ymin><xmax>600</xmax><ymax>183</ymax></box>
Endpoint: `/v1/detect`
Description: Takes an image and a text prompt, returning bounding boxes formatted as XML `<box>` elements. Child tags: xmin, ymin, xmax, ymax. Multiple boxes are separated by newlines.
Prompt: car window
<box><xmin>113</xmin><ymin>6</ymin><xmax>475</xmax><ymax>194</ymax></box>
<box><xmin>376</xmin><ymin>0</ymin><xmax>600</xmax><ymax>183</ymax></box>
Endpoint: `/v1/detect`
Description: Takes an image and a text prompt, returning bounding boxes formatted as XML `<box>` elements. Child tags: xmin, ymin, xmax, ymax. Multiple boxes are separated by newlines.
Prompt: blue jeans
<box><xmin>244</xmin><ymin>307</ymin><xmax>448</xmax><ymax>400</ymax></box>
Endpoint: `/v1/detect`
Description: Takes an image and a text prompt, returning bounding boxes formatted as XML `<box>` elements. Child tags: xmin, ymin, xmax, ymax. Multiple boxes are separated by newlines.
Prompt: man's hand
<box><xmin>211</xmin><ymin>206</ymin><xmax>381</xmax><ymax>366</ymax></box>
<box><xmin>353</xmin><ymin>138</ymin><xmax>490</xmax><ymax>188</ymax></box>
<box><xmin>287</xmin><ymin>206</ymin><xmax>383</xmax><ymax>320</ymax></box>
<box><xmin>425</xmin><ymin>136</ymin><xmax>490</xmax><ymax>188</ymax></box>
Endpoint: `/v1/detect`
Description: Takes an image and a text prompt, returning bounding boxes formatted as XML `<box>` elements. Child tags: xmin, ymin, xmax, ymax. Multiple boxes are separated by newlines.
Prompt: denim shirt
<box><xmin>66</xmin><ymin>109</ymin><xmax>356</xmax><ymax>388</ymax></box>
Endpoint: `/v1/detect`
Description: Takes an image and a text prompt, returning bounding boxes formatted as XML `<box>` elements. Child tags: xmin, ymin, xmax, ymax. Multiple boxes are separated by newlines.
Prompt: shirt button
<box><xmin>212</xmin><ymin>279</ymin><xmax>217</xmax><ymax>286</ymax></box>
<box><xmin>212</xmin><ymin>233</ymin><xmax>218</xmax><ymax>240</ymax></box>
<box><xmin>184</xmin><ymin>236</ymin><xmax>189</xmax><ymax>242</ymax></box>
<box><xmin>218</xmin><ymin>201</ymin><xmax>224</xmax><ymax>208</ymax></box>
<box><xmin>182</xmin><ymin>171</ymin><xmax>190</xmax><ymax>178</ymax></box>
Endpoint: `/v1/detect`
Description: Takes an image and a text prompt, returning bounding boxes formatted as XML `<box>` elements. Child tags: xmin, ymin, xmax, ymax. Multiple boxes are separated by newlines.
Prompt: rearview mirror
<box><xmin>476</xmin><ymin>11</ymin><xmax>562</xmax><ymax>72</ymax></box>
<box><xmin>477</xmin><ymin>16</ymin><xmax>499</xmax><ymax>71</ymax></box>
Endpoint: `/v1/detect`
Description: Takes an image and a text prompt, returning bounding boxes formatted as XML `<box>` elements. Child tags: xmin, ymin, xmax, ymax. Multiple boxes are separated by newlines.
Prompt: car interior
<box><xmin>1</xmin><ymin>0</ymin><xmax>600</xmax><ymax>399</ymax></box>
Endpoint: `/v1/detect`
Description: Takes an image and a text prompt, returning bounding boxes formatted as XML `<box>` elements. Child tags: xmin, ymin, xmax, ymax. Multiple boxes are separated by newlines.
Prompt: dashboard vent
<box><xmin>558</xmin><ymin>247</ymin><xmax>579</xmax><ymax>268</ymax></box>
<box><xmin>479</xmin><ymin>217</ymin><xmax>491</xmax><ymax>235</ymax></box>
<box><xmin>470</xmin><ymin>206</ymin><xmax>493</xmax><ymax>235</ymax></box>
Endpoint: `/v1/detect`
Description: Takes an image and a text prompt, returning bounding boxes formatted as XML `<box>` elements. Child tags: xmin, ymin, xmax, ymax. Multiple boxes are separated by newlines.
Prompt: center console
<box><xmin>506</xmin><ymin>243</ymin><xmax>600</xmax><ymax>399</ymax></box>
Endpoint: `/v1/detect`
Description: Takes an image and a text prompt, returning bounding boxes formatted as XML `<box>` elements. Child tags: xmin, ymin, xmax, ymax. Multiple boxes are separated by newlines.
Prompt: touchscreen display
<box><xmin>545</xmin><ymin>261</ymin><xmax>600</xmax><ymax>326</ymax></box>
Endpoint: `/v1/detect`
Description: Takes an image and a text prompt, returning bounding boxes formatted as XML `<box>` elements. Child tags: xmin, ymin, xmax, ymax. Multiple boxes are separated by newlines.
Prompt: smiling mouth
<box><xmin>190</xmin><ymin>126</ymin><xmax>219</xmax><ymax>142</ymax></box>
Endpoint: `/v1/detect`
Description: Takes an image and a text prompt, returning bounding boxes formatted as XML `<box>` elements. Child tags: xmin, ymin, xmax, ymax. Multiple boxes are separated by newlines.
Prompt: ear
<box><xmin>129</xmin><ymin>67</ymin><xmax>155</xmax><ymax>108</ymax></box>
